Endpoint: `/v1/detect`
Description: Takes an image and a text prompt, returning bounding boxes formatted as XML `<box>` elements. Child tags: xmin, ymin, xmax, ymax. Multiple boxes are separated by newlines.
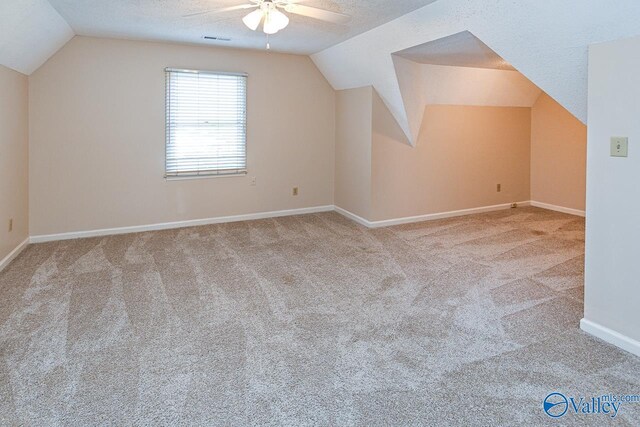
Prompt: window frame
<box><xmin>164</xmin><ymin>67</ymin><xmax>248</xmax><ymax>180</ymax></box>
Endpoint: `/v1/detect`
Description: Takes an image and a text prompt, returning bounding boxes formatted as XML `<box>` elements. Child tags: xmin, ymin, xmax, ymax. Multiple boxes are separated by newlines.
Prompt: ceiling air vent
<box><xmin>203</xmin><ymin>36</ymin><xmax>231</xmax><ymax>42</ymax></box>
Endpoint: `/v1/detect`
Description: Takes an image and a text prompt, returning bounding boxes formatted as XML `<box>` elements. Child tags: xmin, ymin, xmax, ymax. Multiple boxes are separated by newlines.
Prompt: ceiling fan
<box><xmin>184</xmin><ymin>0</ymin><xmax>351</xmax><ymax>35</ymax></box>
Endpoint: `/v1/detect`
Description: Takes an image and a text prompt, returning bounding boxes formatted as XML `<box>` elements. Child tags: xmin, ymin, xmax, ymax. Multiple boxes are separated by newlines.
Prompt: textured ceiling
<box><xmin>394</xmin><ymin>31</ymin><xmax>515</xmax><ymax>71</ymax></box>
<box><xmin>46</xmin><ymin>0</ymin><xmax>438</xmax><ymax>55</ymax></box>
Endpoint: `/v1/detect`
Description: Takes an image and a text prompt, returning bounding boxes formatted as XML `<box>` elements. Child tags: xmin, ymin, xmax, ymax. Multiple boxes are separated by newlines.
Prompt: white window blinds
<box><xmin>165</xmin><ymin>68</ymin><xmax>247</xmax><ymax>177</ymax></box>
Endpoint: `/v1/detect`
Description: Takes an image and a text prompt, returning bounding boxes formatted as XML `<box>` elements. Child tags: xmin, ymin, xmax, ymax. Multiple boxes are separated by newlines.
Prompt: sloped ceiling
<box><xmin>47</xmin><ymin>0</ymin><xmax>437</xmax><ymax>55</ymax></box>
<box><xmin>0</xmin><ymin>0</ymin><xmax>73</xmax><ymax>75</ymax></box>
<box><xmin>312</xmin><ymin>0</ymin><xmax>640</xmax><ymax>145</ymax></box>
<box><xmin>1</xmin><ymin>0</ymin><xmax>438</xmax><ymax>75</ymax></box>
<box><xmin>395</xmin><ymin>31</ymin><xmax>515</xmax><ymax>71</ymax></box>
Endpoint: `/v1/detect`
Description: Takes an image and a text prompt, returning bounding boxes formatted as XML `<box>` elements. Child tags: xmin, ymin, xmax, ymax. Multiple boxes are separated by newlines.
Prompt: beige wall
<box><xmin>531</xmin><ymin>93</ymin><xmax>587</xmax><ymax>211</ymax></box>
<box><xmin>28</xmin><ymin>36</ymin><xmax>335</xmax><ymax>236</ymax></box>
<box><xmin>371</xmin><ymin>93</ymin><xmax>532</xmax><ymax>221</ymax></box>
<box><xmin>585</xmin><ymin>35</ymin><xmax>640</xmax><ymax>346</ymax></box>
<box><xmin>334</xmin><ymin>87</ymin><xmax>372</xmax><ymax>219</ymax></box>
<box><xmin>23</xmin><ymin>36</ymin><xmax>587</xmax><ymax>238</ymax></box>
<box><xmin>0</xmin><ymin>65</ymin><xmax>29</xmax><ymax>261</ymax></box>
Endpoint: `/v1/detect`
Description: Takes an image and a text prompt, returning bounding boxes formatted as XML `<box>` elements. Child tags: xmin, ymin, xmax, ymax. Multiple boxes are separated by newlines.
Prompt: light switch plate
<box><xmin>611</xmin><ymin>137</ymin><xmax>629</xmax><ymax>157</ymax></box>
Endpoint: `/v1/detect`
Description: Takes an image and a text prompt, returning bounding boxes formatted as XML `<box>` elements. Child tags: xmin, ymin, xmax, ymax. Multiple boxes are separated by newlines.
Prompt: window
<box><xmin>165</xmin><ymin>68</ymin><xmax>247</xmax><ymax>178</ymax></box>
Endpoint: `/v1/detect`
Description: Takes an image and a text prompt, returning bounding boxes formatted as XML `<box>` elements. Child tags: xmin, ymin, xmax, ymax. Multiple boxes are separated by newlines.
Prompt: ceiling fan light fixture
<box><xmin>263</xmin><ymin>18</ymin><xmax>278</xmax><ymax>34</ymax></box>
<box><xmin>263</xmin><ymin>8</ymin><xmax>289</xmax><ymax>34</ymax></box>
<box><xmin>271</xmin><ymin>9</ymin><xmax>290</xmax><ymax>31</ymax></box>
<box><xmin>242</xmin><ymin>8</ymin><xmax>263</xmax><ymax>31</ymax></box>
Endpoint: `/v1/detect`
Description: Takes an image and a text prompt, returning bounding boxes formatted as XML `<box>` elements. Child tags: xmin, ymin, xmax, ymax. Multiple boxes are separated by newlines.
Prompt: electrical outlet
<box><xmin>292</xmin><ymin>187</ymin><xmax>299</xmax><ymax>196</ymax></box>
<box><xmin>8</xmin><ymin>219</ymin><xmax>13</xmax><ymax>232</ymax></box>
<box><xmin>250</xmin><ymin>176</ymin><xmax>257</xmax><ymax>186</ymax></box>
<box><xmin>497</xmin><ymin>184</ymin><xmax>502</xmax><ymax>193</ymax></box>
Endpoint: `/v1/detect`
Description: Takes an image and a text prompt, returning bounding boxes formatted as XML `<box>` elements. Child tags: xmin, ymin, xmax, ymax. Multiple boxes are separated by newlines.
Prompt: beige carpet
<box><xmin>1</xmin><ymin>207</ymin><xmax>638</xmax><ymax>425</ymax></box>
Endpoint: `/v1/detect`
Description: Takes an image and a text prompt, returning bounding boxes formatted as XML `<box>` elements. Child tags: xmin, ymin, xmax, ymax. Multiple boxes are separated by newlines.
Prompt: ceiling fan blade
<box><xmin>283</xmin><ymin>4</ymin><xmax>351</xmax><ymax>24</ymax></box>
<box><xmin>183</xmin><ymin>4</ymin><xmax>256</xmax><ymax>18</ymax></box>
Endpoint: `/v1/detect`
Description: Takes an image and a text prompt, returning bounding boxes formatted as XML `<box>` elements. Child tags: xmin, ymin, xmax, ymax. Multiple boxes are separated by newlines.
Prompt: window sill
<box><xmin>165</xmin><ymin>173</ymin><xmax>247</xmax><ymax>182</ymax></box>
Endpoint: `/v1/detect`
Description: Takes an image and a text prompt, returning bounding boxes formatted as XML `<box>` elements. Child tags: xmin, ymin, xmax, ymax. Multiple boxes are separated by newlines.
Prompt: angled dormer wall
<box><xmin>531</xmin><ymin>94</ymin><xmax>587</xmax><ymax>212</ymax></box>
<box><xmin>334</xmin><ymin>71</ymin><xmax>587</xmax><ymax>224</ymax></box>
<box><xmin>370</xmin><ymin>91</ymin><xmax>532</xmax><ymax>222</ymax></box>
<box><xmin>335</xmin><ymin>87</ymin><xmax>373</xmax><ymax>220</ymax></box>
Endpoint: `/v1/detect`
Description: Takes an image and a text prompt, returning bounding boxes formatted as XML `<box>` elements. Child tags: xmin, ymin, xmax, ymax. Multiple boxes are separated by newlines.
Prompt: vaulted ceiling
<box><xmin>312</xmin><ymin>0</ymin><xmax>640</xmax><ymax>145</ymax></box>
<box><xmin>3</xmin><ymin>0</ymin><xmax>640</xmax><ymax>148</ymax></box>
<box><xmin>0</xmin><ymin>0</ymin><xmax>437</xmax><ymax>74</ymax></box>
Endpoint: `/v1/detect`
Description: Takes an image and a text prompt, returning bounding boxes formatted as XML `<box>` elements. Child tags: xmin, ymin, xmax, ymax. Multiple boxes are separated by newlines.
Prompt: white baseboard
<box><xmin>530</xmin><ymin>201</ymin><xmax>585</xmax><ymax>217</ymax></box>
<box><xmin>29</xmin><ymin>205</ymin><xmax>334</xmax><ymax>243</ymax></box>
<box><xmin>333</xmin><ymin>206</ymin><xmax>372</xmax><ymax>227</ymax></box>
<box><xmin>22</xmin><ymin>200</ymin><xmax>585</xmax><ymax>246</ymax></box>
<box><xmin>335</xmin><ymin>201</ymin><xmax>531</xmax><ymax>229</ymax></box>
<box><xmin>0</xmin><ymin>238</ymin><xmax>30</xmax><ymax>273</ymax></box>
<box><xmin>580</xmin><ymin>318</ymin><xmax>640</xmax><ymax>358</ymax></box>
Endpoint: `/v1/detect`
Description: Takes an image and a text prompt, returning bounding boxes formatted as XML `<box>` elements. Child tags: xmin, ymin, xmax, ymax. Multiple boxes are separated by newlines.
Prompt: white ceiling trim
<box><xmin>0</xmin><ymin>0</ymin><xmax>74</xmax><ymax>75</ymax></box>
